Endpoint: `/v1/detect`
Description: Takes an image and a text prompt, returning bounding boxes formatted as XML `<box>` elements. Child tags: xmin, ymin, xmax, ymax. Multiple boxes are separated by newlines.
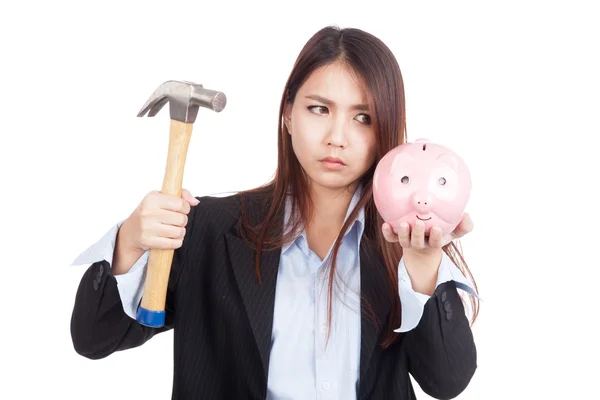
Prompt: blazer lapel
<box><xmin>358</xmin><ymin>238</ymin><xmax>392</xmax><ymax>394</ymax></box>
<box><xmin>223</xmin><ymin>194</ymin><xmax>283</xmax><ymax>385</ymax></box>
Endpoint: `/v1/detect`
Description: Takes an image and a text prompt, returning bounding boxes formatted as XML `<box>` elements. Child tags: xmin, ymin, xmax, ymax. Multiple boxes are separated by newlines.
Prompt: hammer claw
<box><xmin>137</xmin><ymin>95</ymin><xmax>168</xmax><ymax>118</ymax></box>
<box><xmin>148</xmin><ymin>97</ymin><xmax>169</xmax><ymax>117</ymax></box>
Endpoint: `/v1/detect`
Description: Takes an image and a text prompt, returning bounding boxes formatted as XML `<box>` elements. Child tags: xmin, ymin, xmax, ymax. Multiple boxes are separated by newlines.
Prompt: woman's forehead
<box><xmin>298</xmin><ymin>62</ymin><xmax>369</xmax><ymax>106</ymax></box>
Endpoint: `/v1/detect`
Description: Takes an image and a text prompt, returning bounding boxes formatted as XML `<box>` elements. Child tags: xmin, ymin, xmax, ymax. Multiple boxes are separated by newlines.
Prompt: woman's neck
<box><xmin>307</xmin><ymin>181</ymin><xmax>358</xmax><ymax>230</ymax></box>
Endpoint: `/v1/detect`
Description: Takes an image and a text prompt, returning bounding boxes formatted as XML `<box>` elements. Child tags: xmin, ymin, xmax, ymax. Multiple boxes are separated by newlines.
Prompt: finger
<box><xmin>397</xmin><ymin>222</ymin><xmax>411</xmax><ymax>248</ymax></box>
<box><xmin>182</xmin><ymin>188</ymin><xmax>200</xmax><ymax>206</ymax></box>
<box><xmin>453</xmin><ymin>212</ymin><xmax>474</xmax><ymax>239</ymax></box>
<box><xmin>428</xmin><ymin>227</ymin><xmax>443</xmax><ymax>248</ymax></box>
<box><xmin>158</xmin><ymin>209</ymin><xmax>188</xmax><ymax>227</ymax></box>
<box><xmin>382</xmin><ymin>223</ymin><xmax>399</xmax><ymax>242</ymax></box>
<box><xmin>411</xmin><ymin>220</ymin><xmax>425</xmax><ymax>249</ymax></box>
<box><xmin>160</xmin><ymin>195</ymin><xmax>191</xmax><ymax>214</ymax></box>
<box><xmin>149</xmin><ymin>236</ymin><xmax>185</xmax><ymax>250</ymax></box>
<box><xmin>158</xmin><ymin>223</ymin><xmax>187</xmax><ymax>240</ymax></box>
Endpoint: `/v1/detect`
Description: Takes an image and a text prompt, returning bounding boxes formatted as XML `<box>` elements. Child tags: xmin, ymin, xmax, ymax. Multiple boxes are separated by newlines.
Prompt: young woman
<box><xmin>71</xmin><ymin>25</ymin><xmax>480</xmax><ymax>400</ymax></box>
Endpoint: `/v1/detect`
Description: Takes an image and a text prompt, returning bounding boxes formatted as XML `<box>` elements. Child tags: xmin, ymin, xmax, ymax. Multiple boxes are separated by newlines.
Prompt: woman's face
<box><xmin>285</xmin><ymin>61</ymin><xmax>377</xmax><ymax>194</ymax></box>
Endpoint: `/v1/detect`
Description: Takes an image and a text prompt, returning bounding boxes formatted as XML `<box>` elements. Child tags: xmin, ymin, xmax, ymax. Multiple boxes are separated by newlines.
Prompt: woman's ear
<box><xmin>283</xmin><ymin>104</ymin><xmax>292</xmax><ymax>134</ymax></box>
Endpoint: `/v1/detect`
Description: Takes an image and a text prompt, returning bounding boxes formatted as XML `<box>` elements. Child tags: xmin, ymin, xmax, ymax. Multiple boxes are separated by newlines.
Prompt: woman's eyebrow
<box><xmin>305</xmin><ymin>94</ymin><xmax>369</xmax><ymax>112</ymax></box>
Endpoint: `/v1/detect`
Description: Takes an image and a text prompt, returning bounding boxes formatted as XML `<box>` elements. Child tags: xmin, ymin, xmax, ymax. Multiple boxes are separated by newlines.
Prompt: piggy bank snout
<box><xmin>412</xmin><ymin>193</ymin><xmax>433</xmax><ymax>213</ymax></box>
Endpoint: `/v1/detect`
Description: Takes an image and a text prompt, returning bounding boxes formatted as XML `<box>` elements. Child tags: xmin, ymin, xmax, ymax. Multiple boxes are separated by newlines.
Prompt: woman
<box><xmin>71</xmin><ymin>25</ymin><xmax>480</xmax><ymax>400</ymax></box>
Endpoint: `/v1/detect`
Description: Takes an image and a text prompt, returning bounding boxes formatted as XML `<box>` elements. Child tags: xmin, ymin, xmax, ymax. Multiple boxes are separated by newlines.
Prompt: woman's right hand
<box><xmin>123</xmin><ymin>188</ymin><xmax>200</xmax><ymax>252</ymax></box>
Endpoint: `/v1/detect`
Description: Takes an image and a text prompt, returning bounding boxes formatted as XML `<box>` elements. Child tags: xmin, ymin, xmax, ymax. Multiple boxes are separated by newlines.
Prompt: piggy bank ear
<box><xmin>391</xmin><ymin>152</ymin><xmax>414</xmax><ymax>174</ymax></box>
<box><xmin>436</xmin><ymin>153</ymin><xmax>460</xmax><ymax>171</ymax></box>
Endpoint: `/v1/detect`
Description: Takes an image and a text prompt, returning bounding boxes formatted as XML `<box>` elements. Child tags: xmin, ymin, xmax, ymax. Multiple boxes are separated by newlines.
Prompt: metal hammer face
<box><xmin>137</xmin><ymin>80</ymin><xmax>227</xmax><ymax>123</ymax></box>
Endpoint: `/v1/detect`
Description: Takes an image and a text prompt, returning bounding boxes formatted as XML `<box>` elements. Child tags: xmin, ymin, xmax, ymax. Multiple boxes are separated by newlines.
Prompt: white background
<box><xmin>1</xmin><ymin>0</ymin><xmax>599</xmax><ymax>399</ymax></box>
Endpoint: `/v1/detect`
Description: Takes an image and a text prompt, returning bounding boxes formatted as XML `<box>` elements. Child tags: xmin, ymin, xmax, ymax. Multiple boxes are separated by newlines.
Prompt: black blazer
<box><xmin>70</xmin><ymin>191</ymin><xmax>477</xmax><ymax>400</ymax></box>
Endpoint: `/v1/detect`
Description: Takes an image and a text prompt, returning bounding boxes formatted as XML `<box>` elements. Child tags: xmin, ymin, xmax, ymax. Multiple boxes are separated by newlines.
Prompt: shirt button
<box><xmin>322</xmin><ymin>381</ymin><xmax>331</xmax><ymax>391</ymax></box>
<box><xmin>320</xmin><ymin>324</ymin><xmax>328</xmax><ymax>333</ymax></box>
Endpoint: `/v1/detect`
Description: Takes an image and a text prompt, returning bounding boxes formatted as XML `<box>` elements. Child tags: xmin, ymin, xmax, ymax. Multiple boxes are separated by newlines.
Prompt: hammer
<box><xmin>135</xmin><ymin>80</ymin><xmax>226</xmax><ymax>328</ymax></box>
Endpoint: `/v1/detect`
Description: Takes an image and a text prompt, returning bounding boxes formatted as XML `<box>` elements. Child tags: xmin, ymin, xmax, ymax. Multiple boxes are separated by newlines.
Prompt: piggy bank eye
<box><xmin>439</xmin><ymin>177</ymin><xmax>447</xmax><ymax>185</ymax></box>
<box><xmin>401</xmin><ymin>176</ymin><xmax>410</xmax><ymax>184</ymax></box>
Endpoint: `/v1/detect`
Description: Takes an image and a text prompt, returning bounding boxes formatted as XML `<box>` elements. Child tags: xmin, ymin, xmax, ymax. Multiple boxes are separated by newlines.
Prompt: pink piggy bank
<box><xmin>373</xmin><ymin>138</ymin><xmax>471</xmax><ymax>236</ymax></box>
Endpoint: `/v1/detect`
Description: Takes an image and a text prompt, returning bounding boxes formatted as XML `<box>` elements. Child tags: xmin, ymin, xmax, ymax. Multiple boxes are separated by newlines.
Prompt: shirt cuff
<box><xmin>113</xmin><ymin>251</ymin><xmax>149</xmax><ymax>320</ymax></box>
<box><xmin>71</xmin><ymin>219</ymin><xmax>149</xmax><ymax>320</ymax></box>
<box><xmin>394</xmin><ymin>251</ymin><xmax>480</xmax><ymax>333</ymax></box>
<box><xmin>71</xmin><ymin>220</ymin><xmax>127</xmax><ymax>266</ymax></box>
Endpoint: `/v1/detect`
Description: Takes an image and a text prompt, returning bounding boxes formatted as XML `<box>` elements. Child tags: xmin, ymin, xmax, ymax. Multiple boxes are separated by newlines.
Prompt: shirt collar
<box><xmin>281</xmin><ymin>184</ymin><xmax>365</xmax><ymax>254</ymax></box>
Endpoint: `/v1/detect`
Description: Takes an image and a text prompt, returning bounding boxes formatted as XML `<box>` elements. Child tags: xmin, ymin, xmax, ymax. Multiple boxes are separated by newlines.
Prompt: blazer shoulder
<box><xmin>188</xmin><ymin>189</ymin><xmax>276</xmax><ymax>242</ymax></box>
<box><xmin>192</xmin><ymin>193</ymin><xmax>243</xmax><ymax>229</ymax></box>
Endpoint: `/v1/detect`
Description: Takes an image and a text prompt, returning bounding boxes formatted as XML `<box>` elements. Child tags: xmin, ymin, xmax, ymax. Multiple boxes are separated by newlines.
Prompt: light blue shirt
<box><xmin>71</xmin><ymin>186</ymin><xmax>479</xmax><ymax>400</ymax></box>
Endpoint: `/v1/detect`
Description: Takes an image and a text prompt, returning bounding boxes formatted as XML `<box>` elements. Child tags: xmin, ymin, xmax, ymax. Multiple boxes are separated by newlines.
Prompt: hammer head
<box><xmin>137</xmin><ymin>80</ymin><xmax>227</xmax><ymax>123</ymax></box>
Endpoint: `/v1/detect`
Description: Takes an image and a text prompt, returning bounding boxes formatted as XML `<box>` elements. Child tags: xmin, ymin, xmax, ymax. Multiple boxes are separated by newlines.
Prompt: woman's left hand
<box><xmin>382</xmin><ymin>213</ymin><xmax>474</xmax><ymax>256</ymax></box>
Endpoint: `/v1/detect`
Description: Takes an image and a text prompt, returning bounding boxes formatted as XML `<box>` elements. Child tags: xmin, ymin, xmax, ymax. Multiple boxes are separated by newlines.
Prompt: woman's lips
<box><xmin>320</xmin><ymin>156</ymin><xmax>345</xmax><ymax>170</ymax></box>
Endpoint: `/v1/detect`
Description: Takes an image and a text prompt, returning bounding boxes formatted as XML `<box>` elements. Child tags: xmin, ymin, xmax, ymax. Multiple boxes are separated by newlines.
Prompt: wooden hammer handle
<box><xmin>136</xmin><ymin>119</ymin><xmax>193</xmax><ymax>327</ymax></box>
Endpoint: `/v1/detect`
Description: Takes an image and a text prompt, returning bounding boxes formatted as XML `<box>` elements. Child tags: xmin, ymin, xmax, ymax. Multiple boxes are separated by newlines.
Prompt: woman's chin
<box><xmin>306</xmin><ymin>173</ymin><xmax>358</xmax><ymax>192</ymax></box>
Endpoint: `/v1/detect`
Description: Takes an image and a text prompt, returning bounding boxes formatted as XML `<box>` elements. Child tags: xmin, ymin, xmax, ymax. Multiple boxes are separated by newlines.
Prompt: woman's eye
<box><xmin>356</xmin><ymin>114</ymin><xmax>371</xmax><ymax>125</ymax></box>
<box><xmin>308</xmin><ymin>105</ymin><xmax>328</xmax><ymax>115</ymax></box>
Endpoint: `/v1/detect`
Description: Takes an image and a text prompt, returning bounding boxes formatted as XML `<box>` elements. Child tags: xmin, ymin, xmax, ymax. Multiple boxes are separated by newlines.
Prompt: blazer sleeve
<box><xmin>70</xmin><ymin>198</ymin><xmax>200</xmax><ymax>360</ymax></box>
<box><xmin>395</xmin><ymin>252</ymin><xmax>480</xmax><ymax>333</ymax></box>
<box><xmin>404</xmin><ymin>280</ymin><xmax>477</xmax><ymax>399</ymax></box>
<box><xmin>70</xmin><ymin>218</ymin><xmax>151</xmax><ymax>321</ymax></box>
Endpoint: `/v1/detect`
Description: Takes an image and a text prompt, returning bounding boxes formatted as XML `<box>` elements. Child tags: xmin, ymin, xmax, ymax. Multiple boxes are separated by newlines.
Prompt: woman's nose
<box><xmin>327</xmin><ymin>121</ymin><xmax>347</xmax><ymax>148</ymax></box>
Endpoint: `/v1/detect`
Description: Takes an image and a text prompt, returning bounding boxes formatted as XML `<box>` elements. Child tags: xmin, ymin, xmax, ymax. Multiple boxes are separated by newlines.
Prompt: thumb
<box><xmin>452</xmin><ymin>213</ymin><xmax>473</xmax><ymax>239</ymax></box>
<box><xmin>181</xmin><ymin>188</ymin><xmax>200</xmax><ymax>206</ymax></box>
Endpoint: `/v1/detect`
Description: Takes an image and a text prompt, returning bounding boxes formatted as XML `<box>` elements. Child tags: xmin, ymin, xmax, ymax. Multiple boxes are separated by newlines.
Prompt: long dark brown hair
<box><xmin>237</xmin><ymin>26</ymin><xmax>479</xmax><ymax>348</ymax></box>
